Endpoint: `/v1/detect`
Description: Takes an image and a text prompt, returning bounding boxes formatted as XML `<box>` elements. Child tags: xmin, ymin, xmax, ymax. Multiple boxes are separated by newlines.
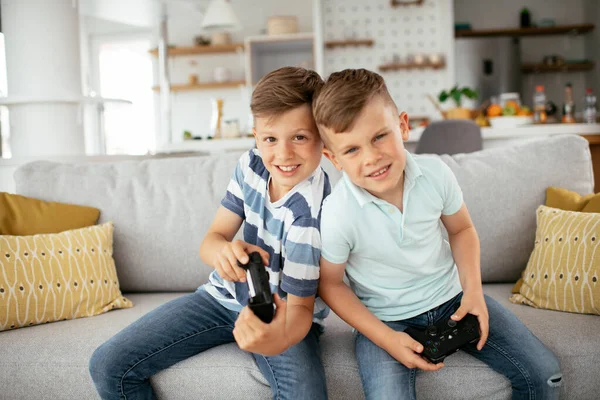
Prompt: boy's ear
<box><xmin>323</xmin><ymin>147</ymin><xmax>343</xmax><ymax>171</ymax></box>
<box><xmin>399</xmin><ymin>112</ymin><xmax>410</xmax><ymax>141</ymax></box>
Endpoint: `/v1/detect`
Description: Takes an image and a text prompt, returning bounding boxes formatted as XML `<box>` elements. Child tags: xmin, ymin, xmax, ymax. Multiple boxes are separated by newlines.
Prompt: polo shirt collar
<box><xmin>343</xmin><ymin>150</ymin><xmax>423</xmax><ymax>208</ymax></box>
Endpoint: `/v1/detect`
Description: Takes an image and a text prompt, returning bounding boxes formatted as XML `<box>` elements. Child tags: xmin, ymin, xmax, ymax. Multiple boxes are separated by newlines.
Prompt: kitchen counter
<box><xmin>160</xmin><ymin>123</ymin><xmax>600</xmax><ymax>151</ymax></box>
<box><xmin>408</xmin><ymin>123</ymin><xmax>600</xmax><ymax>143</ymax></box>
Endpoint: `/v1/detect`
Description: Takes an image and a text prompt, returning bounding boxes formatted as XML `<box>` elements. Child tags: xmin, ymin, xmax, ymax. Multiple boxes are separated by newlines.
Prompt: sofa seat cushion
<box><xmin>1</xmin><ymin>287</ymin><xmax>599</xmax><ymax>399</ymax></box>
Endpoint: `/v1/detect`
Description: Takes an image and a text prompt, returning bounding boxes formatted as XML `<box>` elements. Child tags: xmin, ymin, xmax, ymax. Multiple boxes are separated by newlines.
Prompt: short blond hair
<box><xmin>250</xmin><ymin>67</ymin><xmax>324</xmax><ymax>120</ymax></box>
<box><xmin>313</xmin><ymin>69</ymin><xmax>398</xmax><ymax>132</ymax></box>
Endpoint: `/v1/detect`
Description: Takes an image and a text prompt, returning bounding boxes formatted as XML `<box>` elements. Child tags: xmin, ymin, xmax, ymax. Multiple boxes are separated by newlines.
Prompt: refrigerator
<box><xmin>454</xmin><ymin>37</ymin><xmax>522</xmax><ymax>106</ymax></box>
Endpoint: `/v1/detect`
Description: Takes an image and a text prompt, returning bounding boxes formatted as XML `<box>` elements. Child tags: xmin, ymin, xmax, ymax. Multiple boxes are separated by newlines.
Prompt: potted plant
<box><xmin>438</xmin><ymin>86</ymin><xmax>478</xmax><ymax>119</ymax></box>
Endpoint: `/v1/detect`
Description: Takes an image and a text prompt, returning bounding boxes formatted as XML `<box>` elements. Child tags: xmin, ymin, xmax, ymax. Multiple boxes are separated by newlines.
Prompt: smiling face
<box><xmin>254</xmin><ymin>104</ymin><xmax>324</xmax><ymax>202</ymax></box>
<box><xmin>320</xmin><ymin>95</ymin><xmax>409</xmax><ymax>206</ymax></box>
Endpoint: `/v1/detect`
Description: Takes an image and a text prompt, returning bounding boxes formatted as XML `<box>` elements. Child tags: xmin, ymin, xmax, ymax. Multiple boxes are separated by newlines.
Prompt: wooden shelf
<box><xmin>325</xmin><ymin>39</ymin><xmax>374</xmax><ymax>49</ymax></box>
<box><xmin>149</xmin><ymin>44</ymin><xmax>244</xmax><ymax>57</ymax></box>
<box><xmin>521</xmin><ymin>62</ymin><xmax>595</xmax><ymax>73</ymax></box>
<box><xmin>152</xmin><ymin>80</ymin><xmax>246</xmax><ymax>92</ymax></box>
<box><xmin>391</xmin><ymin>0</ymin><xmax>424</xmax><ymax>6</ymax></box>
<box><xmin>455</xmin><ymin>23</ymin><xmax>594</xmax><ymax>38</ymax></box>
<box><xmin>379</xmin><ymin>60</ymin><xmax>445</xmax><ymax>72</ymax></box>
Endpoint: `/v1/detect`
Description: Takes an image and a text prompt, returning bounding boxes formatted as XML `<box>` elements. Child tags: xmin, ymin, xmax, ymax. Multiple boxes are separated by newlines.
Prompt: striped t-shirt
<box><xmin>204</xmin><ymin>149</ymin><xmax>331</xmax><ymax>323</ymax></box>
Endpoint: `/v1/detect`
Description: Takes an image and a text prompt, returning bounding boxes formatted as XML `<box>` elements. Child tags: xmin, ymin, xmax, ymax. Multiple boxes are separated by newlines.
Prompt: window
<box><xmin>94</xmin><ymin>37</ymin><xmax>155</xmax><ymax>155</ymax></box>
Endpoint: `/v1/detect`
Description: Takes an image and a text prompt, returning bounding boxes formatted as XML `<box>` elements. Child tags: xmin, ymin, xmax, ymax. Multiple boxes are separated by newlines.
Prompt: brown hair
<box><xmin>313</xmin><ymin>68</ymin><xmax>398</xmax><ymax>133</ymax></box>
<box><xmin>250</xmin><ymin>67</ymin><xmax>324</xmax><ymax>120</ymax></box>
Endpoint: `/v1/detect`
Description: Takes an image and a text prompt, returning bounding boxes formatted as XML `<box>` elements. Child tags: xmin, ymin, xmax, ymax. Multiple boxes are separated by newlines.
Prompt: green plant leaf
<box><xmin>462</xmin><ymin>87</ymin><xmax>478</xmax><ymax>99</ymax></box>
<box><xmin>451</xmin><ymin>90</ymin><xmax>462</xmax><ymax>107</ymax></box>
<box><xmin>438</xmin><ymin>90</ymin><xmax>449</xmax><ymax>103</ymax></box>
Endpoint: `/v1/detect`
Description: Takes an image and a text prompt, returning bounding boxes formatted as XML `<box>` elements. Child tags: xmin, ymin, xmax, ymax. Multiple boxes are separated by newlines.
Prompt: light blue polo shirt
<box><xmin>320</xmin><ymin>151</ymin><xmax>463</xmax><ymax>321</ymax></box>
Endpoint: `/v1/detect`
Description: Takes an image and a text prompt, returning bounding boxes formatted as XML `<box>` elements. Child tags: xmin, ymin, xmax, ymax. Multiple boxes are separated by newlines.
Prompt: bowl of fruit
<box><xmin>487</xmin><ymin>100</ymin><xmax>534</xmax><ymax>128</ymax></box>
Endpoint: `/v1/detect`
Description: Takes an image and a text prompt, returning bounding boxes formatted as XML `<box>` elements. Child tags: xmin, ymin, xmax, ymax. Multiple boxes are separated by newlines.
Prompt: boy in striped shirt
<box><xmin>90</xmin><ymin>67</ymin><xmax>331</xmax><ymax>400</ymax></box>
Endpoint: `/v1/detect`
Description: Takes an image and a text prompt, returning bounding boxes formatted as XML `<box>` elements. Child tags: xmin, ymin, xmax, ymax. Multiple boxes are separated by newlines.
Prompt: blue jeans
<box><xmin>89</xmin><ymin>287</ymin><xmax>327</xmax><ymax>400</ymax></box>
<box><xmin>355</xmin><ymin>292</ymin><xmax>562</xmax><ymax>400</ymax></box>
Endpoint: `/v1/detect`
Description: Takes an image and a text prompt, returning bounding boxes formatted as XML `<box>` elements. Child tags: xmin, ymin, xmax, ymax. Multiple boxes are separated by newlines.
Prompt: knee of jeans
<box><xmin>535</xmin><ymin>356</ymin><xmax>562</xmax><ymax>389</ymax></box>
<box><xmin>547</xmin><ymin>372</ymin><xmax>562</xmax><ymax>388</ymax></box>
<box><xmin>89</xmin><ymin>342</ymin><xmax>118</xmax><ymax>386</ymax></box>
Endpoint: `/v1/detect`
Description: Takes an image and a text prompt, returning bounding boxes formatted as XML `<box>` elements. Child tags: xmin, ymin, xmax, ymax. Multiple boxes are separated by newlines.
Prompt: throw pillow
<box><xmin>0</xmin><ymin>222</ymin><xmax>132</xmax><ymax>331</ymax></box>
<box><xmin>0</xmin><ymin>192</ymin><xmax>100</xmax><ymax>236</ymax></box>
<box><xmin>545</xmin><ymin>187</ymin><xmax>600</xmax><ymax>213</ymax></box>
<box><xmin>510</xmin><ymin>206</ymin><xmax>600</xmax><ymax>315</ymax></box>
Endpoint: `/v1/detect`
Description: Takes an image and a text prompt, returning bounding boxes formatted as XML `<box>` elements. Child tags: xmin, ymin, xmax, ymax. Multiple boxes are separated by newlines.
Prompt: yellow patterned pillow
<box><xmin>0</xmin><ymin>222</ymin><xmax>132</xmax><ymax>331</ymax></box>
<box><xmin>510</xmin><ymin>206</ymin><xmax>600</xmax><ymax>315</ymax></box>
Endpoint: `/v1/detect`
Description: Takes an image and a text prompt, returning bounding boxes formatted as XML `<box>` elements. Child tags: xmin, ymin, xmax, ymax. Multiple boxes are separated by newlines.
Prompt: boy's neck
<box><xmin>269</xmin><ymin>179</ymin><xmax>291</xmax><ymax>203</ymax></box>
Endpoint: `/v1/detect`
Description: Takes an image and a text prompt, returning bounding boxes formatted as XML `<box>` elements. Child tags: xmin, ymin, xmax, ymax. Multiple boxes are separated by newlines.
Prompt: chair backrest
<box><xmin>415</xmin><ymin>120</ymin><xmax>482</xmax><ymax>155</ymax></box>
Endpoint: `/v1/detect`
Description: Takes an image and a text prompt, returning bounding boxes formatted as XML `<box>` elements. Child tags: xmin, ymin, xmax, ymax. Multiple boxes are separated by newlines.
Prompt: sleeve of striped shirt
<box><xmin>280</xmin><ymin>217</ymin><xmax>321</xmax><ymax>298</ymax></box>
<box><xmin>220</xmin><ymin>154</ymin><xmax>246</xmax><ymax>219</ymax></box>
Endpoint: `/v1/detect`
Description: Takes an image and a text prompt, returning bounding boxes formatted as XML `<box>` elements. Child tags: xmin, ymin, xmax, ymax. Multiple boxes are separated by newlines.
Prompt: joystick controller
<box><xmin>237</xmin><ymin>252</ymin><xmax>274</xmax><ymax>323</ymax></box>
<box><xmin>404</xmin><ymin>313</ymin><xmax>480</xmax><ymax>364</ymax></box>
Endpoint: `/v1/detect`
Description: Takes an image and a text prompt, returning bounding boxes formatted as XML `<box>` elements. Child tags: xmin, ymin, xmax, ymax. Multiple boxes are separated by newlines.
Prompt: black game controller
<box><xmin>404</xmin><ymin>313</ymin><xmax>480</xmax><ymax>364</ymax></box>
<box><xmin>237</xmin><ymin>252</ymin><xmax>274</xmax><ymax>323</ymax></box>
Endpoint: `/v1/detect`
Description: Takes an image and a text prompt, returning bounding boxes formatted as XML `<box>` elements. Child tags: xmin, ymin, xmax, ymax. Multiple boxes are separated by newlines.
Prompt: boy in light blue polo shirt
<box><xmin>313</xmin><ymin>69</ymin><xmax>562</xmax><ymax>400</ymax></box>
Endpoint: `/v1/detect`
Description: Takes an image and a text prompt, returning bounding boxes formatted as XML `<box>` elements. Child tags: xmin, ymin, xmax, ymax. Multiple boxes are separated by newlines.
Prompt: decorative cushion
<box><xmin>0</xmin><ymin>192</ymin><xmax>100</xmax><ymax>236</ymax></box>
<box><xmin>0</xmin><ymin>222</ymin><xmax>132</xmax><ymax>331</ymax></box>
<box><xmin>510</xmin><ymin>206</ymin><xmax>600</xmax><ymax>315</ymax></box>
<box><xmin>545</xmin><ymin>187</ymin><xmax>600</xmax><ymax>213</ymax></box>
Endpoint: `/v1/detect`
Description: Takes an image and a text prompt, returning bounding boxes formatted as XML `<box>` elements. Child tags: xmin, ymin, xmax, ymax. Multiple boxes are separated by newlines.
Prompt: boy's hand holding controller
<box><xmin>213</xmin><ymin>240</ymin><xmax>270</xmax><ymax>282</ymax></box>
<box><xmin>233</xmin><ymin>292</ymin><xmax>291</xmax><ymax>356</ymax></box>
<box><xmin>382</xmin><ymin>330</ymin><xmax>445</xmax><ymax>371</ymax></box>
<box><xmin>451</xmin><ymin>290</ymin><xmax>489</xmax><ymax>350</ymax></box>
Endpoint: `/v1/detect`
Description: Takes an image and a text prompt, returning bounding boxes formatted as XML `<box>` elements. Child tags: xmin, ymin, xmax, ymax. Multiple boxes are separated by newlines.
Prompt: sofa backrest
<box><xmin>15</xmin><ymin>134</ymin><xmax>593</xmax><ymax>290</ymax></box>
<box><xmin>439</xmin><ymin>134</ymin><xmax>592</xmax><ymax>282</ymax></box>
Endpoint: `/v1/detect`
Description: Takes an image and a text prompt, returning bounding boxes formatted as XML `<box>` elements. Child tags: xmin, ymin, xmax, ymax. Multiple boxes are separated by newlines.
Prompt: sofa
<box><xmin>2</xmin><ymin>134</ymin><xmax>599</xmax><ymax>399</ymax></box>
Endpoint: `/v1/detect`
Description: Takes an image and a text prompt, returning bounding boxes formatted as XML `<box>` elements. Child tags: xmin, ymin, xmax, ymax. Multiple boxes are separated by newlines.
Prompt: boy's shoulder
<box><xmin>322</xmin><ymin>174</ymin><xmax>361</xmax><ymax>216</ymax></box>
<box><xmin>238</xmin><ymin>149</ymin><xmax>268</xmax><ymax>179</ymax></box>
<box><xmin>408</xmin><ymin>152</ymin><xmax>456</xmax><ymax>188</ymax></box>
<box><xmin>284</xmin><ymin>167</ymin><xmax>330</xmax><ymax>221</ymax></box>
<box><xmin>409</xmin><ymin>152</ymin><xmax>449</xmax><ymax>175</ymax></box>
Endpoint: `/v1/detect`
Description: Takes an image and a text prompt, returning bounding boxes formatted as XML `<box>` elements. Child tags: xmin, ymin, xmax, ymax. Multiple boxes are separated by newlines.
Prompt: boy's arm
<box><xmin>234</xmin><ymin>215</ymin><xmax>323</xmax><ymax>356</ymax></box>
<box><xmin>199</xmin><ymin>206</ymin><xmax>269</xmax><ymax>281</ymax></box>
<box><xmin>233</xmin><ymin>292</ymin><xmax>315</xmax><ymax>356</ymax></box>
<box><xmin>318</xmin><ymin>257</ymin><xmax>443</xmax><ymax>371</ymax></box>
<box><xmin>441</xmin><ymin>203</ymin><xmax>489</xmax><ymax>350</ymax></box>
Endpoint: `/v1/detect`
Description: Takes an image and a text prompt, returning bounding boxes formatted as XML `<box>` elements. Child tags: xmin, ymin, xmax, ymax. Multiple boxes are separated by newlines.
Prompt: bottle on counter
<box><xmin>584</xmin><ymin>88</ymin><xmax>597</xmax><ymax>124</ymax></box>
<box><xmin>520</xmin><ymin>8</ymin><xmax>531</xmax><ymax>28</ymax></box>
<box><xmin>533</xmin><ymin>85</ymin><xmax>547</xmax><ymax>123</ymax></box>
<box><xmin>562</xmin><ymin>83</ymin><xmax>576</xmax><ymax>124</ymax></box>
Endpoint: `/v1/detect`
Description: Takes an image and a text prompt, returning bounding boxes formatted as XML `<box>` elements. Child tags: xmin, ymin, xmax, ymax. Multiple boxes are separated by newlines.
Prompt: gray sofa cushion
<box><xmin>14</xmin><ymin>153</ymin><xmax>245</xmax><ymax>292</ymax></box>
<box><xmin>1</xmin><ymin>286</ymin><xmax>598</xmax><ymax>399</ymax></box>
<box><xmin>440</xmin><ymin>135</ymin><xmax>593</xmax><ymax>282</ymax></box>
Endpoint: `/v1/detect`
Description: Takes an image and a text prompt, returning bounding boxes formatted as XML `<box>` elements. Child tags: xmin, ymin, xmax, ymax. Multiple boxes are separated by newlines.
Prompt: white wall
<box><xmin>79</xmin><ymin>0</ymin><xmax>156</xmax><ymax>28</ymax></box>
<box><xmin>321</xmin><ymin>0</ymin><xmax>455</xmax><ymax>120</ymax></box>
<box><xmin>455</xmin><ymin>0</ymin><xmax>592</xmax><ymax>113</ymax></box>
<box><xmin>160</xmin><ymin>0</ymin><xmax>314</xmax><ymax>143</ymax></box>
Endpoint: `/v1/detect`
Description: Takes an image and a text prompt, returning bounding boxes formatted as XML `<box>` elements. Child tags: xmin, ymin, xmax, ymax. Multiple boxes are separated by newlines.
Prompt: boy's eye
<box><xmin>265</xmin><ymin>137</ymin><xmax>276</xmax><ymax>143</ymax></box>
<box><xmin>345</xmin><ymin>147</ymin><xmax>358</xmax><ymax>155</ymax></box>
<box><xmin>294</xmin><ymin>135</ymin><xmax>306</xmax><ymax>141</ymax></box>
<box><xmin>374</xmin><ymin>133</ymin><xmax>387</xmax><ymax>141</ymax></box>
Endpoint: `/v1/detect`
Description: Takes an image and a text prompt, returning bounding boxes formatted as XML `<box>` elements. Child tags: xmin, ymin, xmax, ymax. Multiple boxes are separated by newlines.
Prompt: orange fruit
<box><xmin>487</xmin><ymin>104</ymin><xmax>502</xmax><ymax>117</ymax></box>
<box><xmin>505</xmin><ymin>100</ymin><xmax>520</xmax><ymax>113</ymax></box>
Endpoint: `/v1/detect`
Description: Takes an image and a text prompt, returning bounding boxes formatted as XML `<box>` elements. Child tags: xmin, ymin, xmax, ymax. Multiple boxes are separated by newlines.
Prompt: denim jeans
<box><xmin>355</xmin><ymin>292</ymin><xmax>562</xmax><ymax>400</ymax></box>
<box><xmin>89</xmin><ymin>287</ymin><xmax>327</xmax><ymax>400</ymax></box>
